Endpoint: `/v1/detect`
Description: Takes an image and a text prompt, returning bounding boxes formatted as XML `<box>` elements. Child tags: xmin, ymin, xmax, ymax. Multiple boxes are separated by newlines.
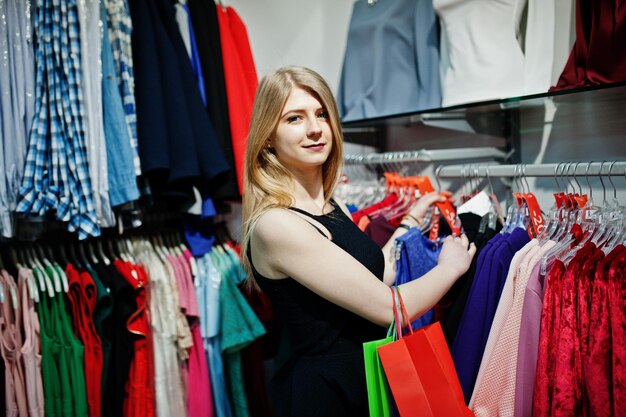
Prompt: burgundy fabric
<box><xmin>552</xmin><ymin>0</ymin><xmax>626</xmax><ymax>90</ymax></box>
<box><xmin>551</xmin><ymin>243</ymin><xmax>600</xmax><ymax>416</ymax></box>
<box><xmin>550</xmin><ymin>249</ymin><xmax>585</xmax><ymax>417</ymax></box>
<box><xmin>608</xmin><ymin>246</ymin><xmax>626</xmax><ymax>415</ymax></box>
<box><xmin>533</xmin><ymin>259</ymin><xmax>566</xmax><ymax>417</ymax></box>
<box><xmin>585</xmin><ymin>245</ymin><xmax>624</xmax><ymax>417</ymax></box>
<box><xmin>363</xmin><ymin>216</ymin><xmax>397</xmax><ymax>248</ymax></box>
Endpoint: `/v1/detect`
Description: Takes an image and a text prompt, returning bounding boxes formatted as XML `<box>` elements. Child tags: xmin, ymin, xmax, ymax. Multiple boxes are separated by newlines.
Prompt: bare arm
<box><xmin>251</xmin><ymin>207</ymin><xmax>475</xmax><ymax>327</ymax></box>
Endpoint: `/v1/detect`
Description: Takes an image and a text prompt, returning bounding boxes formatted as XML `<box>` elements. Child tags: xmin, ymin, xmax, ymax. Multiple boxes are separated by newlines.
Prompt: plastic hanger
<box><xmin>540</xmin><ymin>163</ymin><xmax>590</xmax><ymax>274</ymax></box>
<box><xmin>87</xmin><ymin>240</ymin><xmax>100</xmax><ymax>265</ymax></box>
<box><xmin>96</xmin><ymin>240</ymin><xmax>111</xmax><ymax>266</ymax></box>
<box><xmin>599</xmin><ymin>163</ymin><xmax>626</xmax><ymax>252</ymax></box>
<box><xmin>78</xmin><ymin>242</ymin><xmax>92</xmax><ymax>269</ymax></box>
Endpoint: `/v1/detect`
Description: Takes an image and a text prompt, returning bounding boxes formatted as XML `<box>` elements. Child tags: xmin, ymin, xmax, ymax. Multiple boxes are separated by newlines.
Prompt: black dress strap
<box><xmin>287</xmin><ymin>202</ymin><xmax>337</xmax><ymax>238</ymax></box>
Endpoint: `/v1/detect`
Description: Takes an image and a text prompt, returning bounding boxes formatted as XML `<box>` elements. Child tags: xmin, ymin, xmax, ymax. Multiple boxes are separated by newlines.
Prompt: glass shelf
<box><xmin>341</xmin><ymin>81</ymin><xmax>626</xmax><ymax>165</ymax></box>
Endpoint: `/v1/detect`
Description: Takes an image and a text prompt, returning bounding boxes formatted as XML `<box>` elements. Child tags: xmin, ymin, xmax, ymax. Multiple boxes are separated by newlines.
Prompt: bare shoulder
<box><xmin>250</xmin><ymin>207</ymin><xmax>330</xmax><ymax>279</ymax></box>
<box><xmin>332</xmin><ymin>196</ymin><xmax>352</xmax><ymax>218</ymax></box>
<box><xmin>253</xmin><ymin>207</ymin><xmax>311</xmax><ymax>243</ymax></box>
<box><xmin>252</xmin><ymin>208</ymin><xmax>320</xmax><ymax>250</ymax></box>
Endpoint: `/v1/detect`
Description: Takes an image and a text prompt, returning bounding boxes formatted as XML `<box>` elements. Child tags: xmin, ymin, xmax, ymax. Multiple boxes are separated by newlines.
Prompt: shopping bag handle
<box><xmin>394</xmin><ymin>286</ymin><xmax>414</xmax><ymax>338</ymax></box>
<box><xmin>390</xmin><ymin>286</ymin><xmax>401</xmax><ymax>340</ymax></box>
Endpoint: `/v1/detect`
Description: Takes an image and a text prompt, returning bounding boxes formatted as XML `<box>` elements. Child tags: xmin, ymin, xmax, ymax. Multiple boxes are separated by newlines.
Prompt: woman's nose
<box><xmin>306</xmin><ymin>117</ymin><xmax>322</xmax><ymax>138</ymax></box>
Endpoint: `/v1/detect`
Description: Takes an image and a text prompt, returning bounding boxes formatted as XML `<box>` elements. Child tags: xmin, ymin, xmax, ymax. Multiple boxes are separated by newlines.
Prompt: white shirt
<box><xmin>434</xmin><ymin>0</ymin><xmax>555</xmax><ymax>107</ymax></box>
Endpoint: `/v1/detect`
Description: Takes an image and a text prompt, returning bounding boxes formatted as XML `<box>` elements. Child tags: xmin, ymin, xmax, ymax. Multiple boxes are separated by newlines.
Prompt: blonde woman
<box><xmin>242</xmin><ymin>66</ymin><xmax>476</xmax><ymax>416</ymax></box>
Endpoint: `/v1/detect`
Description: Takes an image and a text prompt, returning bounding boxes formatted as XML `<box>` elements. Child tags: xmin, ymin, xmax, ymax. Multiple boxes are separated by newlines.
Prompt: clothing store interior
<box><xmin>0</xmin><ymin>0</ymin><xmax>624</xmax><ymax>416</ymax></box>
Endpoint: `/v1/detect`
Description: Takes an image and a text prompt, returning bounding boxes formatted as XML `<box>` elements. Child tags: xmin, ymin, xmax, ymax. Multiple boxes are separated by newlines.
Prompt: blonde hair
<box><xmin>241</xmin><ymin>66</ymin><xmax>344</xmax><ymax>287</ymax></box>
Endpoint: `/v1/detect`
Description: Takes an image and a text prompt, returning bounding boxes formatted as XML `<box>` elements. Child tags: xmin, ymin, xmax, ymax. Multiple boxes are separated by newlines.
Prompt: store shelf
<box><xmin>341</xmin><ymin>81</ymin><xmax>626</xmax><ymax>158</ymax></box>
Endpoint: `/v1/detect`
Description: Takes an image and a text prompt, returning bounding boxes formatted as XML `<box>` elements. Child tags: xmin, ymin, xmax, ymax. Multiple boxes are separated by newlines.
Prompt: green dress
<box><xmin>33</xmin><ymin>266</ymin><xmax>62</xmax><ymax>417</ymax></box>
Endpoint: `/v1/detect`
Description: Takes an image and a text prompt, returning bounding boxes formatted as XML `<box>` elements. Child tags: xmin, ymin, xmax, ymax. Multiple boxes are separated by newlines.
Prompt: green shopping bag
<box><xmin>363</xmin><ymin>288</ymin><xmax>400</xmax><ymax>417</ymax></box>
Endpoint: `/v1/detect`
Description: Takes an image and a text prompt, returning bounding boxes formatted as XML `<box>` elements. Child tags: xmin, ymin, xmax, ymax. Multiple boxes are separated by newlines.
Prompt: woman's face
<box><xmin>270</xmin><ymin>87</ymin><xmax>333</xmax><ymax>175</ymax></box>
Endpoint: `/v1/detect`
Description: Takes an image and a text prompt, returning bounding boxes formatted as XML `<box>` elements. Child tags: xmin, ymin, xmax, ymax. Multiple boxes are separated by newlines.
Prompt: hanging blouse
<box><xmin>216</xmin><ymin>4</ymin><xmax>258</xmax><ymax>194</ymax></box>
<box><xmin>101</xmin><ymin>1</ymin><xmax>140</xmax><ymax>208</ymax></box>
<box><xmin>338</xmin><ymin>0</ymin><xmax>442</xmax><ymax>121</ymax></box>
<box><xmin>608</xmin><ymin>246</ymin><xmax>626</xmax><ymax>414</ymax></box>
<box><xmin>130</xmin><ymin>0</ymin><xmax>229</xmax><ymax>202</ymax></box>
<box><xmin>66</xmin><ymin>264</ymin><xmax>103</xmax><ymax>417</ymax></box>
<box><xmin>584</xmin><ymin>245</ymin><xmax>621</xmax><ymax>417</ymax></box>
<box><xmin>136</xmin><ymin>248</ymin><xmax>186</xmax><ymax>417</ymax></box>
<box><xmin>18</xmin><ymin>268</ymin><xmax>45</xmax><ymax>417</ymax></box>
<box><xmin>187</xmin><ymin>0</ymin><xmax>239</xmax><ymax>199</ymax></box>
<box><xmin>452</xmin><ymin>228</ymin><xmax>530</xmax><ymax>401</ymax></box>
<box><xmin>395</xmin><ymin>228</ymin><xmax>444</xmax><ymax>329</ymax></box>
<box><xmin>514</xmin><ymin>241</ymin><xmax>557</xmax><ymax>417</ymax></box>
<box><xmin>0</xmin><ymin>270</ymin><xmax>29</xmax><ymax>417</ymax></box>
<box><xmin>17</xmin><ymin>0</ymin><xmax>100</xmax><ymax>239</ymax></box>
<box><xmin>0</xmin><ymin>0</ymin><xmax>35</xmax><ymax>238</ymax></box>
<box><xmin>105</xmin><ymin>0</ymin><xmax>142</xmax><ymax>177</ymax></box>
<box><xmin>552</xmin><ymin>0</ymin><xmax>626</xmax><ymax>90</ymax></box>
<box><xmin>470</xmin><ymin>239</ymin><xmax>539</xmax><ymax>414</ymax></box>
<box><xmin>78</xmin><ymin>0</ymin><xmax>114</xmax><ymax>228</ymax></box>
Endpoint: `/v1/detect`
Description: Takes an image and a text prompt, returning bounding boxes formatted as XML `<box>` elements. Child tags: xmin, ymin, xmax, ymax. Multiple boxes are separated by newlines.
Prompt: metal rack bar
<box><xmin>436</xmin><ymin>162</ymin><xmax>626</xmax><ymax>178</ymax></box>
<box><xmin>343</xmin><ymin>147</ymin><xmax>507</xmax><ymax>165</ymax></box>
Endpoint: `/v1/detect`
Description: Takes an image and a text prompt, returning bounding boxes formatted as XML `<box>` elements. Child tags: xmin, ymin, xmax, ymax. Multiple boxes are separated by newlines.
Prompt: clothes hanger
<box><xmin>87</xmin><ymin>240</ymin><xmax>100</xmax><ymax>265</ymax></box>
<box><xmin>600</xmin><ymin>162</ymin><xmax>626</xmax><ymax>252</ymax></box>
<box><xmin>68</xmin><ymin>241</ymin><xmax>83</xmax><ymax>269</ymax></box>
<box><xmin>78</xmin><ymin>242</ymin><xmax>92</xmax><ymax>270</ymax></box>
<box><xmin>537</xmin><ymin>162</ymin><xmax>565</xmax><ymax>243</ymax></box>
<box><xmin>540</xmin><ymin>162</ymin><xmax>591</xmax><ymax>273</ymax></box>
<box><xmin>562</xmin><ymin>161</ymin><xmax>607</xmax><ymax>259</ymax></box>
<box><xmin>96</xmin><ymin>239</ymin><xmax>111</xmax><ymax>266</ymax></box>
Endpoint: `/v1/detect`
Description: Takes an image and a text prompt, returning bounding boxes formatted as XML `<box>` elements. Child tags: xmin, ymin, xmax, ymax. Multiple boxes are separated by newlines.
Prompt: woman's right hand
<box><xmin>437</xmin><ymin>233</ymin><xmax>476</xmax><ymax>278</ymax></box>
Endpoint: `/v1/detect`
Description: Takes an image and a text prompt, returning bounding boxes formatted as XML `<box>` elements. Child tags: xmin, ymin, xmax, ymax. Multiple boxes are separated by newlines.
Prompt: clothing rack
<box><xmin>436</xmin><ymin>161</ymin><xmax>626</xmax><ymax>178</ymax></box>
<box><xmin>343</xmin><ymin>147</ymin><xmax>508</xmax><ymax>165</ymax></box>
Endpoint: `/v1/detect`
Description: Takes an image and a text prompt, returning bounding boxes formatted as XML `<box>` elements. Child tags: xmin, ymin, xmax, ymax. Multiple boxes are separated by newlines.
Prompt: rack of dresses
<box><xmin>0</xmin><ymin>227</ymin><xmax>268</xmax><ymax>417</ymax></box>
<box><xmin>430</xmin><ymin>160</ymin><xmax>625</xmax><ymax>417</ymax></box>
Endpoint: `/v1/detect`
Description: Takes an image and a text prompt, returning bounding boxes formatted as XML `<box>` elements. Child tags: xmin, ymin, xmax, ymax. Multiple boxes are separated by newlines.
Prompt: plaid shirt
<box><xmin>105</xmin><ymin>0</ymin><xmax>141</xmax><ymax>176</ymax></box>
<box><xmin>17</xmin><ymin>0</ymin><xmax>100</xmax><ymax>239</ymax></box>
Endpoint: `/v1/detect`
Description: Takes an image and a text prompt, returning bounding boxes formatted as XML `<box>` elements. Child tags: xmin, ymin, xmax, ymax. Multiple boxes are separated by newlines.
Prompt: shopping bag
<box><xmin>363</xmin><ymin>288</ymin><xmax>400</xmax><ymax>417</ymax></box>
<box><xmin>363</xmin><ymin>330</ymin><xmax>394</xmax><ymax>417</ymax></box>
<box><xmin>377</xmin><ymin>287</ymin><xmax>474</xmax><ymax>417</ymax></box>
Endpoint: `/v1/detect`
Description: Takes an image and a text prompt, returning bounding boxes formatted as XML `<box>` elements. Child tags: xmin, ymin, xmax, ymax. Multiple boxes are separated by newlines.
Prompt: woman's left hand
<box><xmin>405</xmin><ymin>191</ymin><xmax>454</xmax><ymax>226</ymax></box>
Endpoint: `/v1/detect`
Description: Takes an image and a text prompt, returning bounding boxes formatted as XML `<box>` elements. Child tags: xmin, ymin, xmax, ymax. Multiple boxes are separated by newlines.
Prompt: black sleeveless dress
<box><xmin>249</xmin><ymin>200</ymin><xmax>386</xmax><ymax>417</ymax></box>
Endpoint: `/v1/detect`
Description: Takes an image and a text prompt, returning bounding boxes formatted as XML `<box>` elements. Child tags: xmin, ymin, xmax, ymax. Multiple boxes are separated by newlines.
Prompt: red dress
<box><xmin>586</xmin><ymin>245</ymin><xmax>624</xmax><ymax>417</ymax></box>
<box><xmin>550</xmin><ymin>244</ymin><xmax>590</xmax><ymax>417</ymax></box>
<box><xmin>533</xmin><ymin>259</ymin><xmax>566</xmax><ymax>417</ymax></box>
<box><xmin>66</xmin><ymin>264</ymin><xmax>103</xmax><ymax>417</ymax></box>
<box><xmin>608</xmin><ymin>246</ymin><xmax>626</xmax><ymax>415</ymax></box>
<box><xmin>115</xmin><ymin>260</ymin><xmax>156</xmax><ymax>417</ymax></box>
<box><xmin>217</xmin><ymin>5</ymin><xmax>258</xmax><ymax>194</ymax></box>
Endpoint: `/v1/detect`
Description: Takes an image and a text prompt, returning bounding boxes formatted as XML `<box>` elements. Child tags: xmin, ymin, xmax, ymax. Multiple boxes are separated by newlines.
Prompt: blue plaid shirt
<box><xmin>105</xmin><ymin>0</ymin><xmax>141</xmax><ymax>176</ymax></box>
<box><xmin>17</xmin><ymin>0</ymin><xmax>100</xmax><ymax>239</ymax></box>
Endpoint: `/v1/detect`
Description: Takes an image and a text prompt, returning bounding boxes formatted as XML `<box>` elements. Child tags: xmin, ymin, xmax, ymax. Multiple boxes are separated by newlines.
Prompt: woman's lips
<box><xmin>303</xmin><ymin>143</ymin><xmax>325</xmax><ymax>151</ymax></box>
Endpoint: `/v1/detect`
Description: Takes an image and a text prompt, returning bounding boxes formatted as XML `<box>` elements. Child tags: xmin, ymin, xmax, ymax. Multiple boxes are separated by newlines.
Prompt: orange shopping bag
<box><xmin>377</xmin><ymin>287</ymin><xmax>474</xmax><ymax>417</ymax></box>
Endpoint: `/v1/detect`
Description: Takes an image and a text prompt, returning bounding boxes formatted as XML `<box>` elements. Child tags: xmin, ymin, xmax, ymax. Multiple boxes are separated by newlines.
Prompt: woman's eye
<box><xmin>318</xmin><ymin>111</ymin><xmax>329</xmax><ymax>119</ymax></box>
<box><xmin>287</xmin><ymin>115</ymin><xmax>300</xmax><ymax>123</ymax></box>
